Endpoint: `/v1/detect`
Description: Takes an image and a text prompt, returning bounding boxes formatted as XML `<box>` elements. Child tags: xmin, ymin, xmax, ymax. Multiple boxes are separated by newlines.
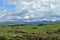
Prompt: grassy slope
<box><xmin>0</xmin><ymin>22</ymin><xmax>60</xmax><ymax>39</ymax></box>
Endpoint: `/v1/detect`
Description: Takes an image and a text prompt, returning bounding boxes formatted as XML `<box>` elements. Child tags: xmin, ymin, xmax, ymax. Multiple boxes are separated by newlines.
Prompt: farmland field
<box><xmin>0</xmin><ymin>22</ymin><xmax>60</xmax><ymax>40</ymax></box>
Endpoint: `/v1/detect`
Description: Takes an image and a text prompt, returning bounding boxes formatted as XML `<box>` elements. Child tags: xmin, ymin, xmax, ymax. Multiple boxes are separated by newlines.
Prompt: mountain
<box><xmin>0</xmin><ymin>19</ymin><xmax>59</xmax><ymax>24</ymax></box>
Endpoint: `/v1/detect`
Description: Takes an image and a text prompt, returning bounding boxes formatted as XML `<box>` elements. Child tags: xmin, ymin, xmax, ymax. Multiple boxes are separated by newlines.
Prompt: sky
<box><xmin>0</xmin><ymin>0</ymin><xmax>15</xmax><ymax>10</ymax></box>
<box><xmin>0</xmin><ymin>0</ymin><xmax>60</xmax><ymax>23</ymax></box>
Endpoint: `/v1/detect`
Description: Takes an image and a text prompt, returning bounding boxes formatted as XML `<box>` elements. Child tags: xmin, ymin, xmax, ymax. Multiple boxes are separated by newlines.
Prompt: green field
<box><xmin>0</xmin><ymin>22</ymin><xmax>60</xmax><ymax>40</ymax></box>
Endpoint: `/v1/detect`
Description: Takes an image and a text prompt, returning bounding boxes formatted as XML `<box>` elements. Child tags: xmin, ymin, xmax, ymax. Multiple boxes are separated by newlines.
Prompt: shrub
<box><xmin>32</xmin><ymin>27</ymin><xmax>38</xmax><ymax>29</ymax></box>
<box><xmin>54</xmin><ymin>29</ymin><xmax>60</xmax><ymax>33</ymax></box>
<box><xmin>46</xmin><ymin>31</ymin><xmax>53</xmax><ymax>34</ymax></box>
<box><xmin>0</xmin><ymin>36</ymin><xmax>7</xmax><ymax>40</ymax></box>
<box><xmin>38</xmin><ymin>24</ymin><xmax>47</xmax><ymax>26</ymax></box>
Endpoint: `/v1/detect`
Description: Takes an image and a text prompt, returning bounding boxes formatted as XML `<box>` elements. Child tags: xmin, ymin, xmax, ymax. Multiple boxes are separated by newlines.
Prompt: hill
<box><xmin>0</xmin><ymin>22</ymin><xmax>60</xmax><ymax>40</ymax></box>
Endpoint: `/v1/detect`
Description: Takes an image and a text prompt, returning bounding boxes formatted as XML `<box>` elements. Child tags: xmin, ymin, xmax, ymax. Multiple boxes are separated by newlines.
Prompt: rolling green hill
<box><xmin>0</xmin><ymin>22</ymin><xmax>60</xmax><ymax>40</ymax></box>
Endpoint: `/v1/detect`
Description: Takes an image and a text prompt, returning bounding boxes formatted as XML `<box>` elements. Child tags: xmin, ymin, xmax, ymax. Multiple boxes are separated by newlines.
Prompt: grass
<box><xmin>0</xmin><ymin>22</ymin><xmax>60</xmax><ymax>40</ymax></box>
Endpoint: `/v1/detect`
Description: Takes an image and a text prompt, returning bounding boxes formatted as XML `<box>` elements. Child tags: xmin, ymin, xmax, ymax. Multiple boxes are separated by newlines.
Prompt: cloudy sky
<box><xmin>0</xmin><ymin>0</ymin><xmax>60</xmax><ymax>23</ymax></box>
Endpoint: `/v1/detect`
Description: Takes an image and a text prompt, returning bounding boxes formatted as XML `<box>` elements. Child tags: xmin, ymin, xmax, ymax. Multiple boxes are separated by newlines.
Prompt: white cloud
<box><xmin>23</xmin><ymin>16</ymin><xmax>30</xmax><ymax>19</ymax></box>
<box><xmin>50</xmin><ymin>3</ymin><xmax>56</xmax><ymax>9</ymax></box>
<box><xmin>52</xmin><ymin>19</ymin><xmax>56</xmax><ymax>22</ymax></box>
<box><xmin>0</xmin><ymin>0</ymin><xmax>60</xmax><ymax>23</ymax></box>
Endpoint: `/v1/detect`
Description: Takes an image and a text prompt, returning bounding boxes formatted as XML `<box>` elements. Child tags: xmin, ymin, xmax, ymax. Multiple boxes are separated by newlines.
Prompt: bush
<box><xmin>32</xmin><ymin>27</ymin><xmax>38</xmax><ymax>29</ymax></box>
<box><xmin>46</xmin><ymin>31</ymin><xmax>53</xmax><ymax>34</ymax></box>
<box><xmin>20</xmin><ymin>24</ymin><xmax>26</xmax><ymax>26</ymax></box>
<box><xmin>54</xmin><ymin>29</ymin><xmax>60</xmax><ymax>33</ymax></box>
<box><xmin>0</xmin><ymin>36</ymin><xmax>7</xmax><ymax>40</ymax></box>
<box><xmin>38</xmin><ymin>24</ymin><xmax>47</xmax><ymax>26</ymax></box>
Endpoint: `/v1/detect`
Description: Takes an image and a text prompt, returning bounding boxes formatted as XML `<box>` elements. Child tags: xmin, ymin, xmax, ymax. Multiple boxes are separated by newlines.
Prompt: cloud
<box><xmin>0</xmin><ymin>0</ymin><xmax>60</xmax><ymax>22</ymax></box>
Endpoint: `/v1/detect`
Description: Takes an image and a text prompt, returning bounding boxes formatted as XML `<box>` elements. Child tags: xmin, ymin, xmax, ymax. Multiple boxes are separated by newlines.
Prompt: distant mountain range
<box><xmin>0</xmin><ymin>19</ymin><xmax>60</xmax><ymax>24</ymax></box>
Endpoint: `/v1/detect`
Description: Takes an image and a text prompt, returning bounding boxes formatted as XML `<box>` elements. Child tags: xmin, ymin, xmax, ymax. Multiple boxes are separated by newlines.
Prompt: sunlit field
<box><xmin>0</xmin><ymin>22</ymin><xmax>60</xmax><ymax>40</ymax></box>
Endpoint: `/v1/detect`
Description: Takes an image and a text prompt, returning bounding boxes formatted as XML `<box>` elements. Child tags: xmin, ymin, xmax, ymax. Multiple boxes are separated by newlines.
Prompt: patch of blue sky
<box><xmin>0</xmin><ymin>0</ymin><xmax>16</xmax><ymax>10</ymax></box>
<box><xmin>2</xmin><ymin>4</ymin><xmax>16</xmax><ymax>10</ymax></box>
<box><xmin>0</xmin><ymin>0</ymin><xmax>3</xmax><ymax>6</ymax></box>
